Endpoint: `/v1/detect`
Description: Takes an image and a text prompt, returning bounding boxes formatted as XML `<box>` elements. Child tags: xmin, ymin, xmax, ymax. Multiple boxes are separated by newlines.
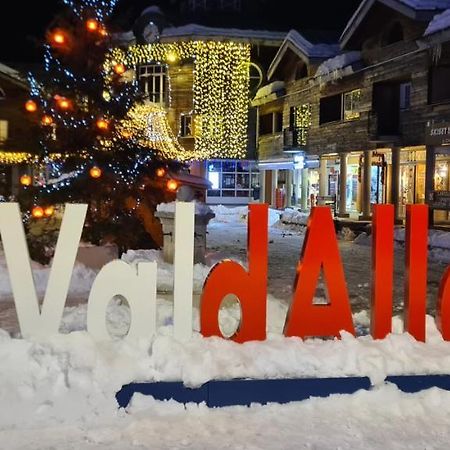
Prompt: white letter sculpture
<box><xmin>0</xmin><ymin>203</ymin><xmax>87</xmax><ymax>337</ymax></box>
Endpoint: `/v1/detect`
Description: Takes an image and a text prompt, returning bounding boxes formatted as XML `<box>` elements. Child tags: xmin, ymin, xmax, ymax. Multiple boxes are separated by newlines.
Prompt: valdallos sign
<box><xmin>0</xmin><ymin>202</ymin><xmax>449</xmax><ymax>343</ymax></box>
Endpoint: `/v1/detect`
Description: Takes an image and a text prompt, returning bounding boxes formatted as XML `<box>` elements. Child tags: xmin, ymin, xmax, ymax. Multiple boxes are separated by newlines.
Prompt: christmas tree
<box><xmin>21</xmin><ymin>0</ymin><xmax>185</xmax><ymax>258</ymax></box>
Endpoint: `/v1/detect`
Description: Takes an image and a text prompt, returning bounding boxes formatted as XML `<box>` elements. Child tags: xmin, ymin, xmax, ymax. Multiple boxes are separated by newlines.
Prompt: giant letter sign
<box><xmin>0</xmin><ymin>203</ymin><xmax>87</xmax><ymax>337</ymax></box>
<box><xmin>404</xmin><ymin>205</ymin><xmax>428</xmax><ymax>341</ymax></box>
<box><xmin>371</xmin><ymin>205</ymin><xmax>394</xmax><ymax>339</ymax></box>
<box><xmin>284</xmin><ymin>207</ymin><xmax>355</xmax><ymax>339</ymax></box>
<box><xmin>200</xmin><ymin>203</ymin><xmax>268</xmax><ymax>343</ymax></box>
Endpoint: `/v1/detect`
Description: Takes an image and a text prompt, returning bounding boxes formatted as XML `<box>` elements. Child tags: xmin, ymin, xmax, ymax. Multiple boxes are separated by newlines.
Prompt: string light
<box><xmin>107</xmin><ymin>41</ymin><xmax>251</xmax><ymax>160</ymax></box>
<box><xmin>0</xmin><ymin>152</ymin><xmax>35</xmax><ymax>164</ymax></box>
<box><xmin>118</xmin><ymin>102</ymin><xmax>192</xmax><ymax>160</ymax></box>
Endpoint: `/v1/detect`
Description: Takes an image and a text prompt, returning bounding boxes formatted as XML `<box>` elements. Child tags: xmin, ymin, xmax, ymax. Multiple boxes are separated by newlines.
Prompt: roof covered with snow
<box><xmin>424</xmin><ymin>8</ymin><xmax>450</xmax><ymax>34</ymax></box>
<box><xmin>268</xmin><ymin>30</ymin><xmax>339</xmax><ymax>80</ymax></box>
<box><xmin>0</xmin><ymin>62</ymin><xmax>27</xmax><ymax>86</ymax></box>
<box><xmin>160</xmin><ymin>24</ymin><xmax>286</xmax><ymax>44</ymax></box>
<box><xmin>252</xmin><ymin>81</ymin><xmax>286</xmax><ymax>106</ymax></box>
<box><xmin>140</xmin><ymin>5</ymin><xmax>163</xmax><ymax>16</ymax></box>
<box><xmin>341</xmin><ymin>0</ymin><xmax>450</xmax><ymax>48</ymax></box>
<box><xmin>316</xmin><ymin>51</ymin><xmax>363</xmax><ymax>78</ymax></box>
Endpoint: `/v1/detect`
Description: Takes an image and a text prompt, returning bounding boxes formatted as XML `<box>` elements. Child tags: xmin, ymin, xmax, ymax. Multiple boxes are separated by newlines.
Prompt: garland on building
<box><xmin>108</xmin><ymin>41</ymin><xmax>251</xmax><ymax>160</ymax></box>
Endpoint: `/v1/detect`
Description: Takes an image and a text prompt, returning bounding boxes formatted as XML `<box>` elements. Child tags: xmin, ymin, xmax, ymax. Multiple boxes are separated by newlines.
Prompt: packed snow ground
<box><xmin>2</xmin><ymin>204</ymin><xmax>450</xmax><ymax>448</ymax></box>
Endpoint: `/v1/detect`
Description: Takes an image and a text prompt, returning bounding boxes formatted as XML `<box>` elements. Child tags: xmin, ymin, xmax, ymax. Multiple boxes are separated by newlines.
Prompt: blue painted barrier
<box><xmin>116</xmin><ymin>375</ymin><xmax>450</xmax><ymax>408</ymax></box>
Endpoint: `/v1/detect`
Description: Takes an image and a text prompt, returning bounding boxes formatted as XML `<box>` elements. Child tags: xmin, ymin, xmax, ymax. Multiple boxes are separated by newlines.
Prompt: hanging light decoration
<box><xmin>31</xmin><ymin>206</ymin><xmax>45</xmax><ymax>219</ymax></box>
<box><xmin>41</xmin><ymin>115</ymin><xmax>54</xmax><ymax>126</ymax></box>
<box><xmin>156</xmin><ymin>167</ymin><xmax>166</xmax><ymax>177</ymax></box>
<box><xmin>44</xmin><ymin>206</ymin><xmax>55</xmax><ymax>217</ymax></box>
<box><xmin>86</xmin><ymin>19</ymin><xmax>99</xmax><ymax>32</ymax></box>
<box><xmin>25</xmin><ymin>100</ymin><xmax>38</xmax><ymax>113</ymax></box>
<box><xmin>166</xmin><ymin>179</ymin><xmax>179</xmax><ymax>192</ymax></box>
<box><xmin>89</xmin><ymin>166</ymin><xmax>102</xmax><ymax>179</ymax></box>
<box><xmin>20</xmin><ymin>174</ymin><xmax>32</xmax><ymax>186</ymax></box>
<box><xmin>96</xmin><ymin>118</ymin><xmax>109</xmax><ymax>130</ymax></box>
<box><xmin>113</xmin><ymin>63</ymin><xmax>126</xmax><ymax>75</ymax></box>
<box><xmin>49</xmin><ymin>29</ymin><xmax>68</xmax><ymax>47</ymax></box>
<box><xmin>56</xmin><ymin>96</ymin><xmax>72</xmax><ymax>110</ymax></box>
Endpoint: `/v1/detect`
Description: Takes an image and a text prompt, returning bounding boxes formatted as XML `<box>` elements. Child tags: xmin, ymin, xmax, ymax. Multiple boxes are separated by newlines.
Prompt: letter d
<box><xmin>200</xmin><ymin>204</ymin><xmax>268</xmax><ymax>343</ymax></box>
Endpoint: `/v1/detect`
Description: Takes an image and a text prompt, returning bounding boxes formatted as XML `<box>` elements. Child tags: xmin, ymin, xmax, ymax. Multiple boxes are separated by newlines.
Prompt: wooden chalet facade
<box><xmin>254</xmin><ymin>0</ymin><xmax>450</xmax><ymax>225</ymax></box>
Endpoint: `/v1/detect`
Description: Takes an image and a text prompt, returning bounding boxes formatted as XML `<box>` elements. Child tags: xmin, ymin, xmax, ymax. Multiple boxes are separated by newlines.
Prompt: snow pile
<box><xmin>253</xmin><ymin>81</ymin><xmax>285</xmax><ymax>101</ymax></box>
<box><xmin>278</xmin><ymin>208</ymin><xmax>309</xmax><ymax>226</ymax></box>
<box><xmin>425</xmin><ymin>8</ymin><xmax>450</xmax><ymax>35</ymax></box>
<box><xmin>2</xmin><ymin>296</ymin><xmax>450</xmax><ymax>431</ymax></box>
<box><xmin>157</xmin><ymin>201</ymin><xmax>214</xmax><ymax>216</ymax></box>
<box><xmin>0</xmin><ymin>249</ymin><xmax>96</xmax><ymax>299</ymax></box>
<box><xmin>316</xmin><ymin>51</ymin><xmax>362</xmax><ymax>78</ymax></box>
<box><xmin>121</xmin><ymin>249</ymin><xmax>211</xmax><ymax>293</ymax></box>
<box><xmin>210</xmin><ymin>205</ymin><xmax>280</xmax><ymax>226</ymax></box>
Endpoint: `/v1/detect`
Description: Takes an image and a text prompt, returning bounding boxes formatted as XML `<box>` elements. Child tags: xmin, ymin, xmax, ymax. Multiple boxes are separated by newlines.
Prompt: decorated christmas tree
<box><xmin>21</xmin><ymin>0</ymin><xmax>185</xmax><ymax>258</ymax></box>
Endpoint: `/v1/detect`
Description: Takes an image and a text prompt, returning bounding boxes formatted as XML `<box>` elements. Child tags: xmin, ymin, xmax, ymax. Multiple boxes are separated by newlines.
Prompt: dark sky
<box><xmin>0</xmin><ymin>0</ymin><xmax>361</xmax><ymax>64</ymax></box>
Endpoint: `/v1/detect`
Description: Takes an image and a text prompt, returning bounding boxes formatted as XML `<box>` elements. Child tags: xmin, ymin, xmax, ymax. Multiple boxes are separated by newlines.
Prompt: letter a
<box><xmin>200</xmin><ymin>204</ymin><xmax>268</xmax><ymax>343</ymax></box>
<box><xmin>284</xmin><ymin>207</ymin><xmax>354</xmax><ymax>338</ymax></box>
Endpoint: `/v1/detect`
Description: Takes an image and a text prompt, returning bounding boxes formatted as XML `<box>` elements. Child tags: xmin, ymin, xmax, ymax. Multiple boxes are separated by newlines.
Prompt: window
<box><xmin>382</xmin><ymin>22</ymin><xmax>404</xmax><ymax>46</ymax></box>
<box><xmin>400</xmin><ymin>82</ymin><xmax>412</xmax><ymax>110</ymax></box>
<box><xmin>139</xmin><ymin>64</ymin><xmax>168</xmax><ymax>104</ymax></box>
<box><xmin>0</xmin><ymin>120</ymin><xmax>8</xmax><ymax>142</ymax></box>
<box><xmin>429</xmin><ymin>65</ymin><xmax>450</xmax><ymax>104</ymax></box>
<box><xmin>274</xmin><ymin>112</ymin><xmax>283</xmax><ymax>133</ymax></box>
<box><xmin>343</xmin><ymin>89</ymin><xmax>361</xmax><ymax>121</ymax></box>
<box><xmin>319</xmin><ymin>94</ymin><xmax>342</xmax><ymax>124</ymax></box>
<box><xmin>179</xmin><ymin>114</ymin><xmax>193</xmax><ymax>137</ymax></box>
<box><xmin>207</xmin><ymin>159</ymin><xmax>258</xmax><ymax>199</ymax></box>
<box><xmin>259</xmin><ymin>113</ymin><xmax>274</xmax><ymax>135</ymax></box>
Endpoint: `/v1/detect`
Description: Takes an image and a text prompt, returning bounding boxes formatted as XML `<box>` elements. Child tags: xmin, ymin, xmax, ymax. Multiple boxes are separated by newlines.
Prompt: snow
<box><xmin>140</xmin><ymin>5</ymin><xmax>163</xmax><ymax>16</ymax></box>
<box><xmin>0</xmin><ymin>62</ymin><xmax>25</xmax><ymax>83</ymax></box>
<box><xmin>253</xmin><ymin>81</ymin><xmax>285</xmax><ymax>101</ymax></box>
<box><xmin>399</xmin><ymin>0</ymin><xmax>450</xmax><ymax>10</ymax></box>
<box><xmin>156</xmin><ymin>200</ymin><xmax>214</xmax><ymax>216</ymax></box>
<box><xmin>161</xmin><ymin>24</ymin><xmax>286</xmax><ymax>42</ymax></box>
<box><xmin>2</xmin><ymin>205</ymin><xmax>450</xmax><ymax>447</ymax></box>
<box><xmin>284</xmin><ymin>30</ymin><xmax>339</xmax><ymax>59</ymax></box>
<box><xmin>316</xmin><ymin>51</ymin><xmax>362</xmax><ymax>77</ymax></box>
<box><xmin>425</xmin><ymin>8</ymin><xmax>450</xmax><ymax>35</ymax></box>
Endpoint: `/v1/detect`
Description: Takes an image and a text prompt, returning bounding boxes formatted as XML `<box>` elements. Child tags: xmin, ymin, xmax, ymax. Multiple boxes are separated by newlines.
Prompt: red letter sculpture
<box><xmin>371</xmin><ymin>204</ymin><xmax>394</xmax><ymax>339</ymax></box>
<box><xmin>404</xmin><ymin>205</ymin><xmax>428</xmax><ymax>341</ymax></box>
<box><xmin>284</xmin><ymin>207</ymin><xmax>355</xmax><ymax>339</ymax></box>
<box><xmin>200</xmin><ymin>204</ymin><xmax>268</xmax><ymax>343</ymax></box>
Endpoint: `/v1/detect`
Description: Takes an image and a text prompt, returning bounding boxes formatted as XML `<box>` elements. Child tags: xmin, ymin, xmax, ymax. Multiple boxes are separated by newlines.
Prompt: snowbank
<box><xmin>157</xmin><ymin>201</ymin><xmax>214</xmax><ymax>216</ymax></box>
<box><xmin>354</xmin><ymin>228</ymin><xmax>450</xmax><ymax>264</ymax></box>
<box><xmin>210</xmin><ymin>205</ymin><xmax>280</xmax><ymax>226</ymax></box>
<box><xmin>316</xmin><ymin>51</ymin><xmax>362</xmax><ymax>77</ymax></box>
<box><xmin>121</xmin><ymin>249</ymin><xmax>211</xmax><ymax>293</ymax></box>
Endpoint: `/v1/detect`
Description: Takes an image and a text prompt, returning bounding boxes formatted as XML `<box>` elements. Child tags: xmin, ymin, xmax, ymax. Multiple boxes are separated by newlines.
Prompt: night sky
<box><xmin>0</xmin><ymin>0</ymin><xmax>362</xmax><ymax>64</ymax></box>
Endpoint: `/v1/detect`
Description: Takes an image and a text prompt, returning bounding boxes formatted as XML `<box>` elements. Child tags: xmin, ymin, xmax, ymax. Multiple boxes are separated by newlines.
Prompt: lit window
<box><xmin>0</xmin><ymin>120</ymin><xmax>8</xmax><ymax>142</ymax></box>
<box><xmin>139</xmin><ymin>64</ymin><xmax>168</xmax><ymax>105</ymax></box>
<box><xmin>343</xmin><ymin>89</ymin><xmax>361</xmax><ymax>121</ymax></box>
<box><xmin>179</xmin><ymin>114</ymin><xmax>193</xmax><ymax>137</ymax></box>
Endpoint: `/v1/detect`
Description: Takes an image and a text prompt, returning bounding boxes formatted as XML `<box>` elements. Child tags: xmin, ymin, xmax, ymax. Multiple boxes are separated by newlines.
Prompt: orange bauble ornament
<box><xmin>44</xmin><ymin>206</ymin><xmax>55</xmax><ymax>217</ymax></box>
<box><xmin>113</xmin><ymin>63</ymin><xmax>126</xmax><ymax>75</ymax></box>
<box><xmin>31</xmin><ymin>206</ymin><xmax>44</xmax><ymax>219</ymax></box>
<box><xmin>166</xmin><ymin>179</ymin><xmax>179</xmax><ymax>192</ymax></box>
<box><xmin>56</xmin><ymin>97</ymin><xmax>72</xmax><ymax>110</ymax></box>
<box><xmin>89</xmin><ymin>166</ymin><xmax>102</xmax><ymax>179</ymax></box>
<box><xmin>25</xmin><ymin>100</ymin><xmax>38</xmax><ymax>112</ymax></box>
<box><xmin>86</xmin><ymin>19</ymin><xmax>99</xmax><ymax>32</ymax></box>
<box><xmin>96</xmin><ymin>118</ymin><xmax>109</xmax><ymax>130</ymax></box>
<box><xmin>41</xmin><ymin>115</ymin><xmax>53</xmax><ymax>126</ymax></box>
<box><xmin>20</xmin><ymin>174</ymin><xmax>32</xmax><ymax>186</ymax></box>
<box><xmin>156</xmin><ymin>167</ymin><xmax>166</xmax><ymax>177</ymax></box>
<box><xmin>51</xmin><ymin>30</ymin><xmax>67</xmax><ymax>46</ymax></box>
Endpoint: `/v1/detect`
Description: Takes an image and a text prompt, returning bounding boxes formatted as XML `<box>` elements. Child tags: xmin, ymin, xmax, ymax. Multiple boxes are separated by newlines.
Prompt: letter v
<box><xmin>0</xmin><ymin>203</ymin><xmax>87</xmax><ymax>337</ymax></box>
